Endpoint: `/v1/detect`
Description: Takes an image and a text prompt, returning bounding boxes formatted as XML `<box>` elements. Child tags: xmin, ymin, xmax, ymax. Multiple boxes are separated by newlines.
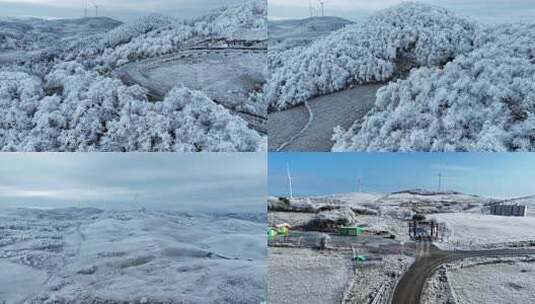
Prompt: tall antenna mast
<box><xmin>287</xmin><ymin>163</ymin><xmax>294</xmax><ymax>199</ymax></box>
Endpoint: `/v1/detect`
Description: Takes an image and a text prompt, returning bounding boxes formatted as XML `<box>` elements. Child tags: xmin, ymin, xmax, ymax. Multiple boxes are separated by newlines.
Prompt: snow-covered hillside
<box><xmin>333</xmin><ymin>21</ymin><xmax>535</xmax><ymax>152</ymax></box>
<box><xmin>0</xmin><ymin>208</ymin><xmax>266</xmax><ymax>304</ymax></box>
<box><xmin>0</xmin><ymin>17</ymin><xmax>122</xmax><ymax>54</ymax></box>
<box><xmin>0</xmin><ymin>0</ymin><xmax>267</xmax><ymax>151</ymax></box>
<box><xmin>269</xmin><ymin>16</ymin><xmax>353</xmax><ymax>50</ymax></box>
<box><xmin>267</xmin><ymin>3</ymin><xmax>477</xmax><ymax>110</ymax></box>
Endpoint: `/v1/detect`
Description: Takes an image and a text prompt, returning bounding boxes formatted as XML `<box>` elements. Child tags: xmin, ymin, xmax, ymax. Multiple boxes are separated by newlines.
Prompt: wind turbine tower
<box><xmin>319</xmin><ymin>0</ymin><xmax>325</xmax><ymax>17</ymax></box>
<box><xmin>437</xmin><ymin>173</ymin><xmax>442</xmax><ymax>192</ymax></box>
<box><xmin>92</xmin><ymin>1</ymin><xmax>100</xmax><ymax>17</ymax></box>
<box><xmin>84</xmin><ymin>0</ymin><xmax>88</xmax><ymax>18</ymax></box>
<box><xmin>287</xmin><ymin>163</ymin><xmax>294</xmax><ymax>199</ymax></box>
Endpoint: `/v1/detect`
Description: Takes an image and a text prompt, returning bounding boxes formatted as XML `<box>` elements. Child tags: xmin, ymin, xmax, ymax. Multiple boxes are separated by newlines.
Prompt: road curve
<box><xmin>268</xmin><ymin>84</ymin><xmax>382</xmax><ymax>151</ymax></box>
<box><xmin>114</xmin><ymin>48</ymin><xmax>267</xmax><ymax>134</ymax></box>
<box><xmin>392</xmin><ymin>247</ymin><xmax>535</xmax><ymax>304</ymax></box>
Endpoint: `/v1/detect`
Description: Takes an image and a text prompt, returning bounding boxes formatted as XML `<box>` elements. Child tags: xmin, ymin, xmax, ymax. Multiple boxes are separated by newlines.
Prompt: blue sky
<box><xmin>0</xmin><ymin>153</ymin><xmax>266</xmax><ymax>212</ymax></box>
<box><xmin>269</xmin><ymin>153</ymin><xmax>535</xmax><ymax>198</ymax></box>
<box><xmin>269</xmin><ymin>0</ymin><xmax>535</xmax><ymax>23</ymax></box>
<box><xmin>0</xmin><ymin>0</ymin><xmax>244</xmax><ymax>21</ymax></box>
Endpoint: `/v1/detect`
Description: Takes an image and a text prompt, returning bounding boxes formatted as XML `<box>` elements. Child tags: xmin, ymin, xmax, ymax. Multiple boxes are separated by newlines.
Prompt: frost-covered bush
<box><xmin>103</xmin><ymin>86</ymin><xmax>265</xmax><ymax>152</ymax></box>
<box><xmin>100</xmin><ymin>15</ymin><xmax>172</xmax><ymax>49</ymax></box>
<box><xmin>96</xmin><ymin>0</ymin><xmax>266</xmax><ymax>68</ymax></box>
<box><xmin>267</xmin><ymin>2</ymin><xmax>477</xmax><ymax>110</ymax></box>
<box><xmin>189</xmin><ymin>0</ymin><xmax>267</xmax><ymax>40</ymax></box>
<box><xmin>333</xmin><ymin>23</ymin><xmax>535</xmax><ymax>152</ymax></box>
<box><xmin>0</xmin><ymin>63</ymin><xmax>264</xmax><ymax>152</ymax></box>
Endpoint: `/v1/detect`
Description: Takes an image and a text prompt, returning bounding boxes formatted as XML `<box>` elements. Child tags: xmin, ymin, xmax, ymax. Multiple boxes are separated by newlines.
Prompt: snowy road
<box><xmin>115</xmin><ymin>48</ymin><xmax>268</xmax><ymax>134</ymax></box>
<box><xmin>268</xmin><ymin>84</ymin><xmax>382</xmax><ymax>151</ymax></box>
<box><xmin>392</xmin><ymin>246</ymin><xmax>535</xmax><ymax>304</ymax></box>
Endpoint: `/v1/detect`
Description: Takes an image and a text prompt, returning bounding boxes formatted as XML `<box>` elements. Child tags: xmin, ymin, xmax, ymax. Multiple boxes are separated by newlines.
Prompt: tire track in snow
<box><xmin>275</xmin><ymin>101</ymin><xmax>313</xmax><ymax>152</ymax></box>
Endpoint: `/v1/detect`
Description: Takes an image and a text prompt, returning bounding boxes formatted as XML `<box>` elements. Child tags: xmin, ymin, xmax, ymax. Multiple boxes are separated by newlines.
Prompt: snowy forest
<box><xmin>268</xmin><ymin>3</ymin><xmax>535</xmax><ymax>152</ymax></box>
<box><xmin>0</xmin><ymin>0</ymin><xmax>267</xmax><ymax>152</ymax></box>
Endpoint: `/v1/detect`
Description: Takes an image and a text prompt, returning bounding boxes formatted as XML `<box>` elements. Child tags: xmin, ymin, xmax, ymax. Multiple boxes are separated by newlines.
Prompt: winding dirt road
<box><xmin>392</xmin><ymin>246</ymin><xmax>535</xmax><ymax>304</ymax></box>
<box><xmin>268</xmin><ymin>84</ymin><xmax>382</xmax><ymax>151</ymax></box>
<box><xmin>114</xmin><ymin>48</ymin><xmax>268</xmax><ymax>134</ymax></box>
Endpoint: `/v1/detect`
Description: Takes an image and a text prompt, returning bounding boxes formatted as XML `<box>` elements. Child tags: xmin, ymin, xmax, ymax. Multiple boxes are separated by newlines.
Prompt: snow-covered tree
<box><xmin>267</xmin><ymin>2</ymin><xmax>477</xmax><ymax>110</ymax></box>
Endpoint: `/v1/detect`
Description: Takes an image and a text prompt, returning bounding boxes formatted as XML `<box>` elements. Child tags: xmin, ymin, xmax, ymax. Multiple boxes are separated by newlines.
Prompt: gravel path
<box><xmin>392</xmin><ymin>247</ymin><xmax>535</xmax><ymax>304</ymax></box>
<box><xmin>268</xmin><ymin>84</ymin><xmax>383</xmax><ymax>151</ymax></box>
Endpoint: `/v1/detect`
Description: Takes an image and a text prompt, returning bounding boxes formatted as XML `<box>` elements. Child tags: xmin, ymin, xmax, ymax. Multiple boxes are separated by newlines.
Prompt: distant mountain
<box><xmin>269</xmin><ymin>16</ymin><xmax>353</xmax><ymax>50</ymax></box>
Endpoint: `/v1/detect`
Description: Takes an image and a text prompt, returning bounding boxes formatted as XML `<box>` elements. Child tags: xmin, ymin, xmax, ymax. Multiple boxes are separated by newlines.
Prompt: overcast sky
<box><xmin>0</xmin><ymin>0</ymin><xmax>245</xmax><ymax>21</ymax></box>
<box><xmin>269</xmin><ymin>153</ymin><xmax>535</xmax><ymax>199</ymax></box>
<box><xmin>269</xmin><ymin>0</ymin><xmax>535</xmax><ymax>23</ymax></box>
<box><xmin>0</xmin><ymin>153</ymin><xmax>266</xmax><ymax>212</ymax></box>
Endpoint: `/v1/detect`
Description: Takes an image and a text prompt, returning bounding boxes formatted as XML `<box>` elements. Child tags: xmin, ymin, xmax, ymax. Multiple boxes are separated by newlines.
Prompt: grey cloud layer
<box><xmin>0</xmin><ymin>153</ymin><xmax>266</xmax><ymax>211</ymax></box>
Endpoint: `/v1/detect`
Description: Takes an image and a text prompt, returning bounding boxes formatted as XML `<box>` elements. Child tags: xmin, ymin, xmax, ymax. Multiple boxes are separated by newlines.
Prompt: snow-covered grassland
<box><xmin>432</xmin><ymin>213</ymin><xmax>535</xmax><ymax>250</ymax></box>
<box><xmin>447</xmin><ymin>256</ymin><xmax>535</xmax><ymax>304</ymax></box>
<box><xmin>0</xmin><ymin>208</ymin><xmax>266</xmax><ymax>304</ymax></box>
<box><xmin>0</xmin><ymin>0</ymin><xmax>267</xmax><ymax>151</ymax></box>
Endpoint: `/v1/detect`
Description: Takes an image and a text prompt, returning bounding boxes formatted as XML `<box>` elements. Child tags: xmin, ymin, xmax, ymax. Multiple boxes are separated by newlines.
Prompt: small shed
<box><xmin>338</xmin><ymin>226</ymin><xmax>365</xmax><ymax>236</ymax></box>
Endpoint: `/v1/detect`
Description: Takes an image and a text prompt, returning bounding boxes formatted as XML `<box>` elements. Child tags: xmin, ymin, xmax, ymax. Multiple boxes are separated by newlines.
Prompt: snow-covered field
<box><xmin>448</xmin><ymin>257</ymin><xmax>535</xmax><ymax>304</ymax></box>
<box><xmin>0</xmin><ymin>208</ymin><xmax>266</xmax><ymax>304</ymax></box>
<box><xmin>0</xmin><ymin>0</ymin><xmax>267</xmax><ymax>152</ymax></box>
<box><xmin>433</xmin><ymin>213</ymin><xmax>535</xmax><ymax>249</ymax></box>
<box><xmin>268</xmin><ymin>247</ymin><xmax>353</xmax><ymax>304</ymax></box>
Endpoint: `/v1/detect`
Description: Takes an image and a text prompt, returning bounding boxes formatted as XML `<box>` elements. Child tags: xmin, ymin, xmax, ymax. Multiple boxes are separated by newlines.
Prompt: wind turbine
<box><xmin>91</xmin><ymin>1</ymin><xmax>100</xmax><ymax>17</ymax></box>
<box><xmin>286</xmin><ymin>163</ymin><xmax>294</xmax><ymax>199</ymax></box>
<box><xmin>318</xmin><ymin>0</ymin><xmax>326</xmax><ymax>17</ymax></box>
<box><xmin>83</xmin><ymin>0</ymin><xmax>88</xmax><ymax>18</ymax></box>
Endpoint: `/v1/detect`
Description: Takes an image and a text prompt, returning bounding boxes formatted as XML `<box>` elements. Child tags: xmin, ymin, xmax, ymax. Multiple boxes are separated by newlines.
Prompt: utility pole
<box><xmin>287</xmin><ymin>163</ymin><xmax>294</xmax><ymax>199</ymax></box>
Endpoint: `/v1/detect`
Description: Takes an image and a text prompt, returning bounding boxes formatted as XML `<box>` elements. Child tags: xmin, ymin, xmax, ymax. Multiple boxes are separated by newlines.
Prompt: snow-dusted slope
<box><xmin>0</xmin><ymin>208</ymin><xmax>266</xmax><ymax>304</ymax></box>
<box><xmin>333</xmin><ymin>22</ymin><xmax>535</xmax><ymax>152</ymax></box>
<box><xmin>267</xmin><ymin>3</ymin><xmax>477</xmax><ymax>110</ymax></box>
<box><xmin>0</xmin><ymin>0</ymin><xmax>267</xmax><ymax>151</ymax></box>
<box><xmin>0</xmin><ymin>17</ymin><xmax>122</xmax><ymax>52</ymax></box>
<box><xmin>269</xmin><ymin>16</ymin><xmax>353</xmax><ymax>50</ymax></box>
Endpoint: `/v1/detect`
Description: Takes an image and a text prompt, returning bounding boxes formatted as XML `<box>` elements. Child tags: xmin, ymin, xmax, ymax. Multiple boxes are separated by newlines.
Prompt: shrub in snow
<box><xmin>333</xmin><ymin>23</ymin><xmax>535</xmax><ymax>152</ymax></box>
<box><xmin>189</xmin><ymin>0</ymin><xmax>267</xmax><ymax>40</ymax></box>
<box><xmin>267</xmin><ymin>2</ymin><xmax>477</xmax><ymax>110</ymax></box>
<box><xmin>100</xmin><ymin>15</ymin><xmax>172</xmax><ymax>49</ymax></box>
<box><xmin>103</xmin><ymin>85</ymin><xmax>265</xmax><ymax>152</ymax></box>
<box><xmin>0</xmin><ymin>63</ymin><xmax>264</xmax><ymax>152</ymax></box>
